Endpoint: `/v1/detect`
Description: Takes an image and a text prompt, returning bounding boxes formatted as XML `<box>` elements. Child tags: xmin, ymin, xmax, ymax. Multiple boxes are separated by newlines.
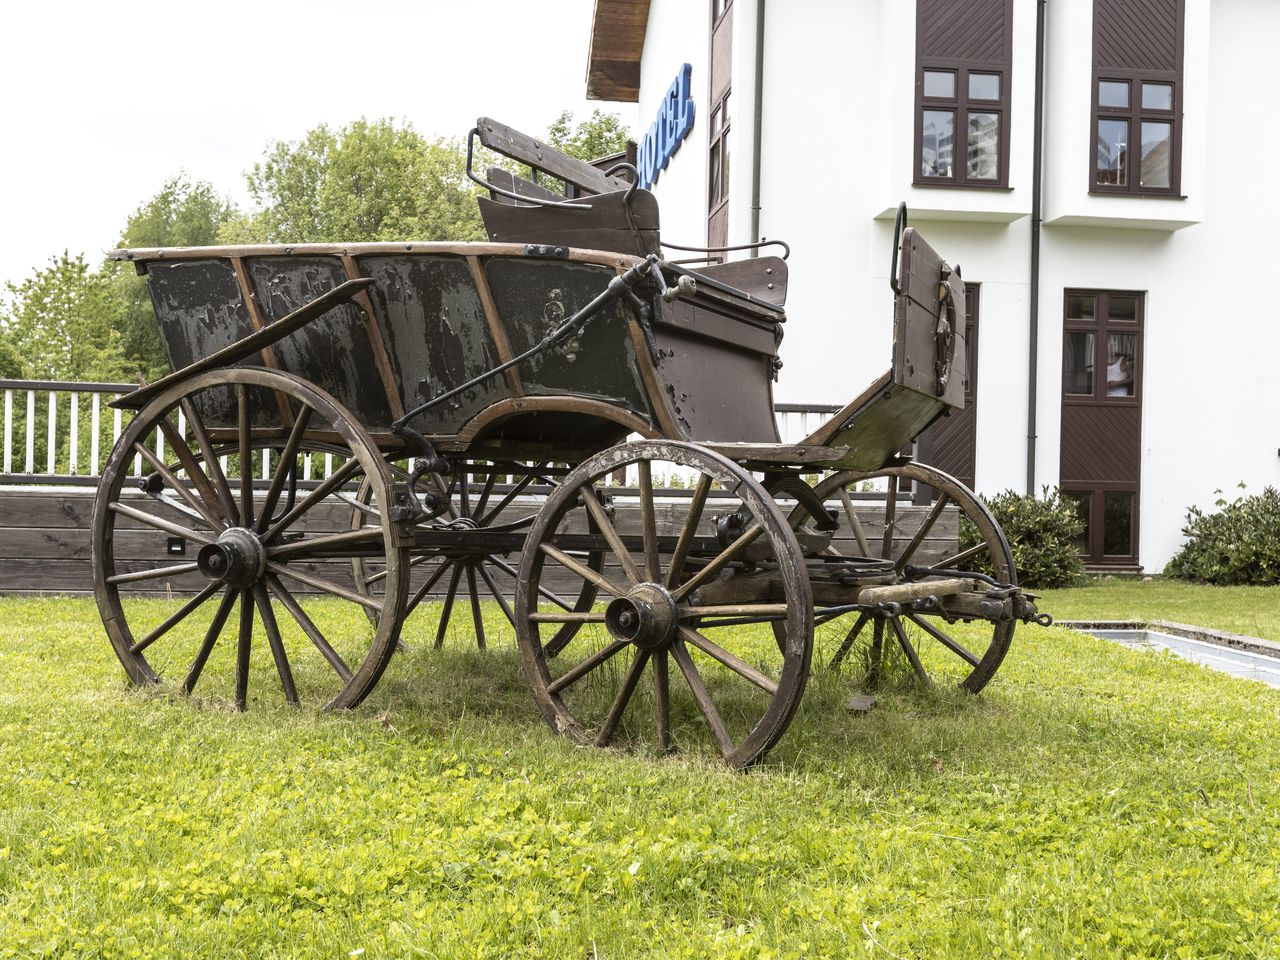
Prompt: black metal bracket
<box><xmin>889</xmin><ymin>201</ymin><xmax>908</xmax><ymax>295</ymax></box>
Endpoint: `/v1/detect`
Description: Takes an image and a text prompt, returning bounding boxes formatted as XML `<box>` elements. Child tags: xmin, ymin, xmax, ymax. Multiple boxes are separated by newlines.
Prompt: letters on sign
<box><xmin>636</xmin><ymin>63</ymin><xmax>695</xmax><ymax>190</ymax></box>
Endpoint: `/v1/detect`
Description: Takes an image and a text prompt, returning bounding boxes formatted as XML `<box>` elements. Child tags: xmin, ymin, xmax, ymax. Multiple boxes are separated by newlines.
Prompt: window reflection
<box><xmin>969</xmin><ymin>72</ymin><xmax>1000</xmax><ymax>100</ymax></box>
<box><xmin>1103</xmin><ymin>492</ymin><xmax>1133</xmax><ymax>556</ymax></box>
<box><xmin>923</xmin><ymin>70</ymin><xmax>955</xmax><ymax>98</ymax></box>
<box><xmin>1064</xmin><ymin>492</ymin><xmax>1091</xmax><ymax>553</ymax></box>
<box><xmin>967</xmin><ymin>113</ymin><xmax>999</xmax><ymax>180</ymax></box>
<box><xmin>1066</xmin><ymin>294</ymin><xmax>1096</xmax><ymax>321</ymax></box>
<box><xmin>921</xmin><ymin>110</ymin><xmax>955</xmax><ymax>177</ymax></box>
<box><xmin>1099</xmin><ymin>81</ymin><xmax>1130</xmax><ymax>108</ymax></box>
<box><xmin>1064</xmin><ymin>332</ymin><xmax>1095</xmax><ymax>395</ymax></box>
<box><xmin>1106</xmin><ymin>333</ymin><xmax>1137</xmax><ymax>397</ymax></box>
<box><xmin>1109</xmin><ymin>296</ymin><xmax>1137</xmax><ymax>322</ymax></box>
<box><xmin>1097</xmin><ymin>119</ymin><xmax>1128</xmax><ymax>185</ymax></box>
<box><xmin>1142</xmin><ymin>83</ymin><xmax>1173</xmax><ymax>110</ymax></box>
<box><xmin>1140</xmin><ymin>122</ymin><xmax>1172</xmax><ymax>189</ymax></box>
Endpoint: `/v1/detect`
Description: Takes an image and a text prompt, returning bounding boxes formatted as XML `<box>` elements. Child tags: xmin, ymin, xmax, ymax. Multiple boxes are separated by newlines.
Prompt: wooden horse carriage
<box><xmin>93</xmin><ymin>118</ymin><xmax>1046</xmax><ymax>766</ymax></box>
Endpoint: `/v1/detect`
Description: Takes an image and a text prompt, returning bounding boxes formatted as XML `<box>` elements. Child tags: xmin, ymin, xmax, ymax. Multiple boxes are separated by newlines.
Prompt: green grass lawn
<box><xmin>3</xmin><ymin>592</ymin><xmax>1280</xmax><ymax>958</ymax></box>
<box><xmin>1040</xmin><ymin>577</ymin><xmax>1280</xmax><ymax>642</ymax></box>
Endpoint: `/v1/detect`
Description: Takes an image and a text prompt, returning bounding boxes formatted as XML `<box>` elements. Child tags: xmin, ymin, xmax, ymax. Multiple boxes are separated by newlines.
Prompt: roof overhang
<box><xmin>585</xmin><ymin>0</ymin><xmax>651</xmax><ymax>102</ymax></box>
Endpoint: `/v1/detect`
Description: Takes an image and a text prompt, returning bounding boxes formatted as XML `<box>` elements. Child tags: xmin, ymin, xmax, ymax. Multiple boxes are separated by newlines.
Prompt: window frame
<box><xmin>1089</xmin><ymin>0</ymin><xmax>1185</xmax><ymax>197</ymax></box>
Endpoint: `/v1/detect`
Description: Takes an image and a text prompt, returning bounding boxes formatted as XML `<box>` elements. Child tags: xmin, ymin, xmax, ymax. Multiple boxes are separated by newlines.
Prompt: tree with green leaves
<box><xmin>233</xmin><ymin>119</ymin><xmax>485</xmax><ymax>244</ymax></box>
<box><xmin>109</xmin><ymin>175</ymin><xmax>240</xmax><ymax>380</ymax></box>
<box><xmin>0</xmin><ymin>253</ymin><xmax>130</xmax><ymax>381</ymax></box>
<box><xmin>547</xmin><ymin>109</ymin><xmax>632</xmax><ymax>162</ymax></box>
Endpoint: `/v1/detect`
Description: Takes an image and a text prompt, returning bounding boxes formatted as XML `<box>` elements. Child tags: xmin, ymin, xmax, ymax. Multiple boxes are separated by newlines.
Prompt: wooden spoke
<box><xmin>253</xmin><ymin>584</ymin><xmax>298</xmax><ymax>705</ymax></box>
<box><xmin>670</xmin><ymin>522</ymin><xmax>764</xmax><ymax>603</ymax></box>
<box><xmin>867</xmin><ymin>618</ymin><xmax>886</xmax><ymax>685</ymax></box>
<box><xmin>475</xmin><ymin>559</ymin><xmax>515</xmax><ymax>625</ymax></box>
<box><xmin>106</xmin><ymin>561</ymin><xmax>201</xmax><ymax>586</ymax></box>
<box><xmin>364</xmin><ymin>552</ymin><xmax>430</xmax><ymax>587</ymax></box>
<box><xmin>108</xmin><ymin>501</ymin><xmax>212</xmax><ymax>545</ymax></box>
<box><xmin>266</xmin><ymin>561</ymin><xmax>382</xmax><ymax>612</ymax></box>
<box><xmin>528</xmin><ymin>611</ymin><xmax>607</xmax><ymax>623</ymax></box>
<box><xmin>829</xmin><ymin>612</ymin><xmax>870</xmax><ymax>669</ymax></box>
<box><xmin>546</xmin><ymin>639</ymin><xmax>629</xmax><ymax>695</ymax></box>
<box><xmin>905</xmin><ymin>612</ymin><xmax>981</xmax><ymax>667</ymax></box>
<box><xmin>255</xmin><ymin>406</ymin><xmax>313</xmax><ymax>533</ymax></box>
<box><xmin>540</xmin><ymin>542</ymin><xmax>628</xmax><ymax>599</ymax></box>
<box><xmin>636</xmin><ymin>459</ymin><xmax>660</xmax><ymax>581</ymax></box>
<box><xmin>838</xmin><ymin>487</ymin><xmax>873</xmax><ymax>558</ymax></box>
<box><xmin>134</xmin><ymin>441</ymin><xmax>224</xmax><ymax>531</ymax></box>
<box><xmin>934</xmin><ymin>541</ymin><xmax>989</xmax><ymax>570</ymax></box>
<box><xmin>489</xmin><ymin>554</ymin><xmax>575</xmax><ymax>610</ymax></box>
<box><xmin>667</xmin><ymin>474</ymin><xmax>713</xmax><ymax>589</ymax></box>
<box><xmin>238</xmin><ymin>384</ymin><xmax>253</xmax><ymax>529</ymax></box>
<box><xmin>579</xmin><ymin>486</ymin><xmax>641</xmax><ymax>585</ymax></box>
<box><xmin>466</xmin><ymin>563</ymin><xmax>487</xmax><ymax>650</ymax></box>
<box><xmin>128</xmin><ymin>582</ymin><xmax>222</xmax><ymax>655</ymax></box>
<box><xmin>895</xmin><ymin>494</ymin><xmax>951</xmax><ymax>573</ymax></box>
<box><xmin>653</xmin><ymin>649</ymin><xmax>671</xmax><ymax>752</ymax></box>
<box><xmin>473</xmin><ymin>470</ymin><xmax>498</xmax><ymax>521</ymax></box>
<box><xmin>235</xmin><ymin>589</ymin><xmax>253</xmax><ymax>710</ymax></box>
<box><xmin>888</xmin><ymin>616</ymin><xmax>931</xmax><ymax>686</ymax></box>
<box><xmin>154</xmin><ymin>414</ymin><xmax>230</xmax><ymax>528</ymax></box>
<box><xmin>263</xmin><ymin>457</ymin><xmax>362</xmax><ymax>543</ymax></box>
<box><xmin>680</xmin><ymin>603</ymin><xmax>789</xmax><ymax>619</ymax></box>
<box><xmin>671</xmin><ymin>640</ymin><xmax>734</xmax><ymax>756</ymax></box>
<box><xmin>881</xmin><ymin>478</ymin><xmax>898</xmax><ymax>560</ymax></box>
<box><xmin>266</xmin><ymin>526</ymin><xmax>382</xmax><ymax>559</ymax></box>
<box><xmin>405</xmin><ymin>560</ymin><xmax>453</xmax><ymax>618</ymax></box>
<box><xmin>595</xmin><ymin>649</ymin><xmax>651</xmax><ymax>746</ymax></box>
<box><xmin>433</xmin><ymin>564</ymin><xmax>464</xmax><ymax>649</ymax></box>
<box><xmin>678</xmin><ymin>626</ymin><xmax>778</xmax><ymax>695</ymax></box>
<box><xmin>180</xmin><ymin>397</ymin><xmax>238</xmax><ymax>522</ymax></box>
<box><xmin>182</xmin><ymin>588</ymin><xmax>238</xmax><ymax>694</ymax></box>
<box><xmin>477</xmin><ymin>469</ymin><xmax>538</xmax><ymax>526</ymax></box>
<box><xmin>266</xmin><ymin>575</ymin><xmax>354</xmax><ymax>682</ymax></box>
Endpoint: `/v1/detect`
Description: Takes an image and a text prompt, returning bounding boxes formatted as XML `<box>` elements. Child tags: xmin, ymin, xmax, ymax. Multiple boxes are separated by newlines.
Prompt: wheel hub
<box><xmin>197</xmin><ymin>527</ymin><xmax>267</xmax><ymax>588</ymax></box>
<box><xmin>605</xmin><ymin>582</ymin><xmax>679</xmax><ymax>651</ymax></box>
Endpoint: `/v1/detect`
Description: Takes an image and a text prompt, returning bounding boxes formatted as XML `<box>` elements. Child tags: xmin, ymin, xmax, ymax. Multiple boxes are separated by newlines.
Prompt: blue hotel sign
<box><xmin>637</xmin><ymin>63</ymin><xmax>695</xmax><ymax>190</ymax></box>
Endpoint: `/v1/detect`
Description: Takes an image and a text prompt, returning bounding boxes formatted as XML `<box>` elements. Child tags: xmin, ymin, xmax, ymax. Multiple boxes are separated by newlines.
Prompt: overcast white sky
<box><xmin>0</xmin><ymin>0</ymin><xmax>637</xmax><ymax>290</ymax></box>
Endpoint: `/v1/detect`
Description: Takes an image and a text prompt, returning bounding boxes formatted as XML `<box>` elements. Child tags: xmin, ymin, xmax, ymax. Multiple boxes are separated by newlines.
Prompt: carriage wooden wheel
<box><xmin>515</xmin><ymin>440</ymin><xmax>814</xmax><ymax>769</ymax></box>
<box><xmin>349</xmin><ymin>459</ymin><xmax>604</xmax><ymax>653</ymax></box>
<box><xmin>782</xmin><ymin>463</ymin><xmax>1017</xmax><ymax>693</ymax></box>
<box><xmin>92</xmin><ymin>367</ymin><xmax>409</xmax><ymax>710</ymax></box>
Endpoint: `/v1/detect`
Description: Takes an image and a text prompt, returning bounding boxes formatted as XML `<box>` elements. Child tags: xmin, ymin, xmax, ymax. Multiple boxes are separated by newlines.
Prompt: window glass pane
<box><xmin>1103</xmin><ymin>492</ymin><xmax>1134</xmax><ymax>556</ymax></box>
<box><xmin>1106</xmin><ymin>334</ymin><xmax>1137</xmax><ymax>397</ymax></box>
<box><xmin>721</xmin><ymin>92</ymin><xmax>730</xmax><ymax>126</ymax></box>
<box><xmin>1142</xmin><ymin>82</ymin><xmax>1173</xmax><ymax>110</ymax></box>
<box><xmin>708</xmin><ymin>143</ymin><xmax>721</xmax><ymax>207</ymax></box>
<box><xmin>1140</xmin><ymin>121</ymin><xmax>1172</xmax><ymax>189</ymax></box>
<box><xmin>967</xmin><ymin>113</ymin><xmax>999</xmax><ymax>180</ymax></box>
<box><xmin>1108</xmin><ymin>295</ymin><xmax>1137</xmax><ymax>322</ymax></box>
<box><xmin>1064</xmin><ymin>332</ymin><xmax>1095</xmax><ymax>395</ymax></box>
<box><xmin>921</xmin><ymin>110</ymin><xmax>955</xmax><ymax>178</ymax></box>
<box><xmin>969</xmin><ymin>72</ymin><xmax>1001</xmax><ymax>100</ymax></box>
<box><xmin>1099</xmin><ymin>80</ymin><xmax>1129</xmax><ymax>108</ymax></box>
<box><xmin>1063</xmin><ymin>492</ymin><xmax>1091</xmax><ymax>553</ymax></box>
<box><xmin>1097</xmin><ymin>119</ymin><xmax>1128</xmax><ymax>185</ymax></box>
<box><xmin>709</xmin><ymin>106</ymin><xmax>720</xmax><ymax>137</ymax></box>
<box><xmin>923</xmin><ymin>70</ymin><xmax>955</xmax><ymax>98</ymax></box>
<box><xmin>722</xmin><ymin>134</ymin><xmax>730</xmax><ymax>193</ymax></box>
<box><xmin>1066</xmin><ymin>294</ymin><xmax>1096</xmax><ymax>320</ymax></box>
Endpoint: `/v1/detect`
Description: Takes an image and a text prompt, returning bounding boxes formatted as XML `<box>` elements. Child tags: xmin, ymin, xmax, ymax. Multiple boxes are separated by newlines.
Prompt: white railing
<box><xmin>0</xmin><ymin>378</ymin><xmax>848</xmax><ymax>491</ymax></box>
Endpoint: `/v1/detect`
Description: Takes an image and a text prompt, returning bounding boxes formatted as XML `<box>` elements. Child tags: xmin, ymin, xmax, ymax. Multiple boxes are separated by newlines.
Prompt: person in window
<box><xmin>1107</xmin><ymin>352</ymin><xmax>1134</xmax><ymax>396</ymax></box>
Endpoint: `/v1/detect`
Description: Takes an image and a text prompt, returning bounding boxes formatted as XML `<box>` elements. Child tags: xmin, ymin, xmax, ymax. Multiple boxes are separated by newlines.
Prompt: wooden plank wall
<box><xmin>0</xmin><ymin>488</ymin><xmax>958</xmax><ymax>599</ymax></box>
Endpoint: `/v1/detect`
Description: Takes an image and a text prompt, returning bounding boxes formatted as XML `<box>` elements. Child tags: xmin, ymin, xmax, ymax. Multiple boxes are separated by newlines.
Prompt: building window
<box><xmin>1091</xmin><ymin>0</ymin><xmax>1184</xmax><ymax>196</ymax></box>
<box><xmin>914</xmin><ymin>0</ymin><xmax>1012</xmax><ymax>188</ymax></box>
<box><xmin>708</xmin><ymin>91</ymin><xmax>730</xmax><ymax>213</ymax></box>
<box><xmin>707</xmin><ymin>0</ymin><xmax>733</xmax><ymax>248</ymax></box>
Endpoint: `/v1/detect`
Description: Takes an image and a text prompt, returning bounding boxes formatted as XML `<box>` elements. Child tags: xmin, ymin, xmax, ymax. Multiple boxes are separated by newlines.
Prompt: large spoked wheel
<box><xmin>516</xmin><ymin>440</ymin><xmax>813</xmax><ymax>768</ymax></box>
<box><xmin>352</xmin><ymin>460</ymin><xmax>603</xmax><ymax>654</ymax></box>
<box><xmin>92</xmin><ymin>367</ymin><xmax>409</xmax><ymax>710</ymax></box>
<box><xmin>786</xmin><ymin>463</ymin><xmax>1015</xmax><ymax>693</ymax></box>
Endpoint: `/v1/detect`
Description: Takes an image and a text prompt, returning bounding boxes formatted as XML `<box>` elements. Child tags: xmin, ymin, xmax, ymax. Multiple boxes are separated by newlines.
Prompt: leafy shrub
<box><xmin>1164</xmin><ymin>485</ymin><xmax>1280</xmax><ymax>585</ymax></box>
<box><xmin>958</xmin><ymin>487</ymin><xmax>1086</xmax><ymax>588</ymax></box>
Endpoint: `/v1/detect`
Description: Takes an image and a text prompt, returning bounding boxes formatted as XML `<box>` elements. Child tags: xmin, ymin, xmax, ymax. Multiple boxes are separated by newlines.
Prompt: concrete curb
<box><xmin>1058</xmin><ymin>619</ymin><xmax>1280</xmax><ymax>661</ymax></box>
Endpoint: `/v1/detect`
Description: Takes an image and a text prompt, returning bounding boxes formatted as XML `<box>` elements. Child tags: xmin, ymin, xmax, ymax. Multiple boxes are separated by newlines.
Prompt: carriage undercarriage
<box><xmin>91</xmin><ymin>119</ymin><xmax>1047</xmax><ymax>767</ymax></box>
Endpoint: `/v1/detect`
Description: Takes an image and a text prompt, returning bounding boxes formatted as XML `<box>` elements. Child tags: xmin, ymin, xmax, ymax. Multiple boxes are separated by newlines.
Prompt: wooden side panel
<box><xmin>1060</xmin><ymin>405</ymin><xmax>1141</xmax><ymax>486</ymax></box>
<box><xmin>894</xmin><ymin>228</ymin><xmax>966</xmax><ymax>410</ymax></box>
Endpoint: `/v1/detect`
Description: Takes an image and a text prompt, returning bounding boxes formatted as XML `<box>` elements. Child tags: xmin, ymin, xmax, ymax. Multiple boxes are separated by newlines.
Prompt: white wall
<box><xmin>631</xmin><ymin>0</ymin><xmax>1280</xmax><ymax>571</ymax></box>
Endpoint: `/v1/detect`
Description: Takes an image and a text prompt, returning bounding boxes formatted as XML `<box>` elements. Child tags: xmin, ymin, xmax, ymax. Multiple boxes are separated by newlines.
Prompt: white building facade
<box><xmin>584</xmin><ymin>0</ymin><xmax>1280</xmax><ymax>572</ymax></box>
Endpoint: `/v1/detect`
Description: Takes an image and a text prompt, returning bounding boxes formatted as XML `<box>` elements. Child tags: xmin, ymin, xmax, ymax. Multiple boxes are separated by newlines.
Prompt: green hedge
<box><xmin>959</xmin><ymin>487</ymin><xmax>1086</xmax><ymax>589</ymax></box>
<box><xmin>1164</xmin><ymin>485</ymin><xmax>1280</xmax><ymax>585</ymax></box>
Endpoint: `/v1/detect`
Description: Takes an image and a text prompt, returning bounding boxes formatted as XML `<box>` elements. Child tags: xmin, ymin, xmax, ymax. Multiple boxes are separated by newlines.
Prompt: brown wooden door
<box><xmin>920</xmin><ymin>283</ymin><xmax>980</xmax><ymax>489</ymax></box>
<box><xmin>1059</xmin><ymin>290</ymin><xmax>1143</xmax><ymax>566</ymax></box>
